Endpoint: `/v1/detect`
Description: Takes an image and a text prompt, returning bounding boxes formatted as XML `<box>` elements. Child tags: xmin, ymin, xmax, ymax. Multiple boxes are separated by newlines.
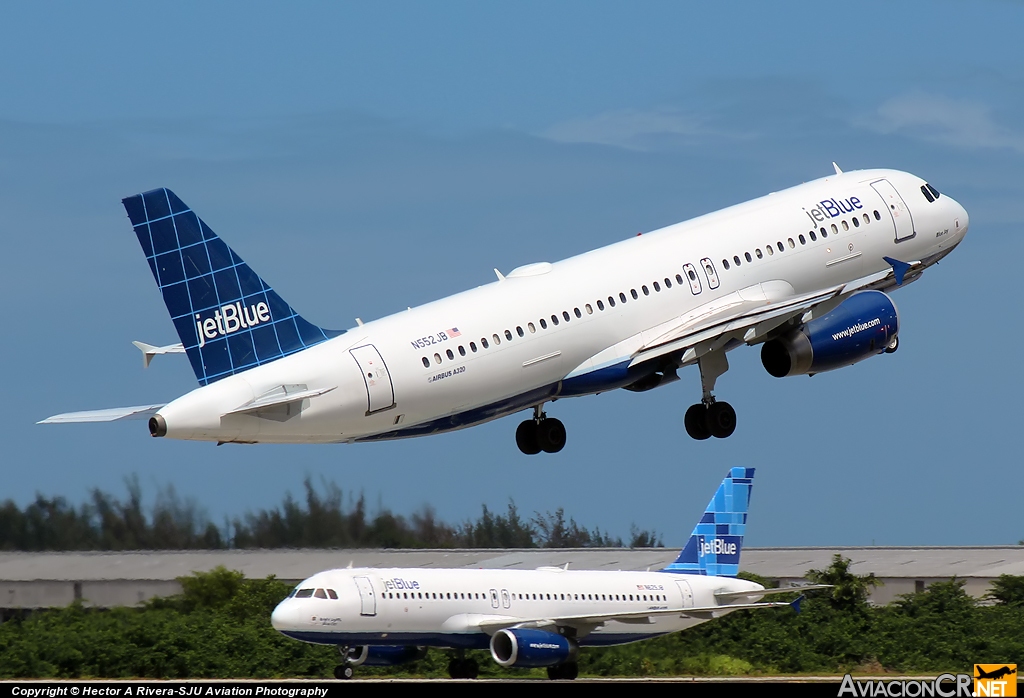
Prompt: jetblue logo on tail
<box><xmin>699</xmin><ymin>537</ymin><xmax>738</xmax><ymax>557</ymax></box>
<box><xmin>195</xmin><ymin>302</ymin><xmax>271</xmax><ymax>348</ymax></box>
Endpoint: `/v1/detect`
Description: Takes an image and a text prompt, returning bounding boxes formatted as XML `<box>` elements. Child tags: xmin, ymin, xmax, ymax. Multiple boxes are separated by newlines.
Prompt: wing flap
<box><xmin>38</xmin><ymin>404</ymin><xmax>165</xmax><ymax>424</ymax></box>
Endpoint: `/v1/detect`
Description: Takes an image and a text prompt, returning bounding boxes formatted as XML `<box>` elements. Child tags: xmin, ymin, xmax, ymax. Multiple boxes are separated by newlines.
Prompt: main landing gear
<box><xmin>516</xmin><ymin>404</ymin><xmax>566</xmax><ymax>455</ymax></box>
<box><xmin>547</xmin><ymin>661</ymin><xmax>579</xmax><ymax>680</ymax></box>
<box><xmin>684</xmin><ymin>350</ymin><xmax>737</xmax><ymax>441</ymax></box>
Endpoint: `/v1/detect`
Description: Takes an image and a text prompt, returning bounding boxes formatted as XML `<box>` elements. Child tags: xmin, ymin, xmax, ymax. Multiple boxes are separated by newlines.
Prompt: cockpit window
<box><xmin>921</xmin><ymin>185</ymin><xmax>935</xmax><ymax>203</ymax></box>
<box><xmin>327</xmin><ymin>589</ymin><xmax>338</xmax><ymax>599</ymax></box>
<box><xmin>314</xmin><ymin>588</ymin><xmax>328</xmax><ymax>599</ymax></box>
<box><xmin>926</xmin><ymin>183</ymin><xmax>940</xmax><ymax>199</ymax></box>
<box><xmin>295</xmin><ymin>588</ymin><xmax>314</xmax><ymax>598</ymax></box>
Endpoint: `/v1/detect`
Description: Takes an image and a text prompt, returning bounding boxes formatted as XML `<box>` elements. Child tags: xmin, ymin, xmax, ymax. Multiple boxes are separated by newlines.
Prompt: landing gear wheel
<box><xmin>516</xmin><ymin>420</ymin><xmax>541</xmax><ymax>455</ymax></box>
<box><xmin>537</xmin><ymin>418</ymin><xmax>567</xmax><ymax>453</ymax></box>
<box><xmin>333</xmin><ymin>665</ymin><xmax>354</xmax><ymax>680</ymax></box>
<box><xmin>447</xmin><ymin>659</ymin><xmax>462</xmax><ymax>679</ymax></box>
<box><xmin>706</xmin><ymin>401</ymin><xmax>736</xmax><ymax>439</ymax></box>
<box><xmin>885</xmin><ymin>336</ymin><xmax>899</xmax><ymax>354</ymax></box>
<box><xmin>684</xmin><ymin>403</ymin><xmax>711</xmax><ymax>440</ymax></box>
<box><xmin>547</xmin><ymin>661</ymin><xmax>579</xmax><ymax>680</ymax></box>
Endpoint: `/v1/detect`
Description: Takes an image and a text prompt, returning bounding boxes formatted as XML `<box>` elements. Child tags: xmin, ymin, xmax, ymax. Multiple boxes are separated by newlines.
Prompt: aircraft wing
<box><xmin>626</xmin><ymin>263</ymin><xmax>920</xmax><ymax>371</ymax></box>
<box><xmin>474</xmin><ymin>597</ymin><xmax>801</xmax><ymax>636</ymax></box>
<box><xmin>38</xmin><ymin>404</ymin><xmax>166</xmax><ymax>424</ymax></box>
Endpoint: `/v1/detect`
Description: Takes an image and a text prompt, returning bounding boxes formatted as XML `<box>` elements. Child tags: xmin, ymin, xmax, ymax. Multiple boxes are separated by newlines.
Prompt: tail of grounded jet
<box><xmin>122</xmin><ymin>188</ymin><xmax>341</xmax><ymax>386</ymax></box>
<box><xmin>661</xmin><ymin>467</ymin><xmax>754</xmax><ymax>577</ymax></box>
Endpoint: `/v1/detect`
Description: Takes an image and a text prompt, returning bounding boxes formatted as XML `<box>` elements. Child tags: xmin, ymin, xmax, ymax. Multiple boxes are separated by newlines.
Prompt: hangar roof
<box><xmin>1</xmin><ymin>546</ymin><xmax>1022</xmax><ymax>582</ymax></box>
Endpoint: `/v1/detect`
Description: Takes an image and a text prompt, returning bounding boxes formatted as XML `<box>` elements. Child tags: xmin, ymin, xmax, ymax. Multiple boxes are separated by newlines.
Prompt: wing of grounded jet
<box><xmin>474</xmin><ymin>596</ymin><xmax>802</xmax><ymax>636</ymax></box>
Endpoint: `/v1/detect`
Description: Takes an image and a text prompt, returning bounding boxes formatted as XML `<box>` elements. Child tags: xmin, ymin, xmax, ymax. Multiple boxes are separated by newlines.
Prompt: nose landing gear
<box><xmin>516</xmin><ymin>404</ymin><xmax>566</xmax><ymax>454</ymax></box>
<box><xmin>684</xmin><ymin>350</ymin><xmax>736</xmax><ymax>440</ymax></box>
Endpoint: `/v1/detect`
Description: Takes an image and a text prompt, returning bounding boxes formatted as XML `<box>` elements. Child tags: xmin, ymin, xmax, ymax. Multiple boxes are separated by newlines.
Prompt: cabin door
<box><xmin>353</xmin><ymin>576</ymin><xmax>377</xmax><ymax>616</ymax></box>
<box><xmin>349</xmin><ymin>344</ymin><xmax>396</xmax><ymax>415</ymax></box>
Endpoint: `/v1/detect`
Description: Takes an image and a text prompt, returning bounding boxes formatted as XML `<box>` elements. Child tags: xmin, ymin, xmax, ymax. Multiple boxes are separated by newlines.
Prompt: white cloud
<box><xmin>541</xmin><ymin>107</ymin><xmax>747</xmax><ymax>151</ymax></box>
<box><xmin>868</xmin><ymin>92</ymin><xmax>1024</xmax><ymax>155</ymax></box>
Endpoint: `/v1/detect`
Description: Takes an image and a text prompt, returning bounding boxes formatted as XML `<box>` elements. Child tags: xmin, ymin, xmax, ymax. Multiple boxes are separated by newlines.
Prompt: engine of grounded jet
<box><xmin>760</xmin><ymin>290</ymin><xmax>899</xmax><ymax>378</ymax></box>
<box><xmin>489</xmin><ymin>628</ymin><xmax>579</xmax><ymax>668</ymax></box>
<box><xmin>346</xmin><ymin>645</ymin><xmax>427</xmax><ymax>667</ymax></box>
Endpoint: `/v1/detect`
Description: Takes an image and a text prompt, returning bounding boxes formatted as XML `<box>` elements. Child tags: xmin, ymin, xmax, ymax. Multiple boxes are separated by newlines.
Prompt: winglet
<box><xmin>883</xmin><ymin>256</ymin><xmax>912</xmax><ymax>286</ymax></box>
<box><xmin>790</xmin><ymin>594</ymin><xmax>806</xmax><ymax>614</ymax></box>
<box><xmin>832</xmin><ymin>162</ymin><xmax>843</xmax><ymax>175</ymax></box>
<box><xmin>494</xmin><ymin>268</ymin><xmax>505</xmax><ymax>281</ymax></box>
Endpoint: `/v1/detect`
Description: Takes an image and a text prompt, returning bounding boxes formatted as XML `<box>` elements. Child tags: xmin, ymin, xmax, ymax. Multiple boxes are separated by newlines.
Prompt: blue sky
<box><xmin>2</xmin><ymin>1</ymin><xmax>1022</xmax><ymax>547</ymax></box>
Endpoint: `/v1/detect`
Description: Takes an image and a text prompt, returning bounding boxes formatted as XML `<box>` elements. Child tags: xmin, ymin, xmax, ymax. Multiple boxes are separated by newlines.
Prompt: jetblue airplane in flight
<box><xmin>42</xmin><ymin>166</ymin><xmax>968</xmax><ymax>453</ymax></box>
<box><xmin>271</xmin><ymin>467</ymin><xmax>816</xmax><ymax>680</ymax></box>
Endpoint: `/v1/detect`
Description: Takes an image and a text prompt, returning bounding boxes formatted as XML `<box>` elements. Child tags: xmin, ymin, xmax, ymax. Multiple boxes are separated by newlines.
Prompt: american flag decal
<box><xmin>447</xmin><ymin>327</ymin><xmax>462</xmax><ymax>338</ymax></box>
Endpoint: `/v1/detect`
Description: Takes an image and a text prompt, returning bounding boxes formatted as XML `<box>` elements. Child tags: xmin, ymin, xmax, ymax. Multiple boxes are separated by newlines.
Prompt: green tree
<box><xmin>986</xmin><ymin>575</ymin><xmax>1024</xmax><ymax>606</ymax></box>
<box><xmin>806</xmin><ymin>554</ymin><xmax>881</xmax><ymax>612</ymax></box>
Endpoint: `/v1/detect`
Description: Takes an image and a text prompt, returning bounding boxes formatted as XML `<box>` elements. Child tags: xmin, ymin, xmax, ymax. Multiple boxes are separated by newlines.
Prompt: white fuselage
<box><xmin>270</xmin><ymin>566</ymin><xmax>765</xmax><ymax>649</ymax></box>
<box><xmin>155</xmin><ymin>168</ymin><xmax>968</xmax><ymax>443</ymax></box>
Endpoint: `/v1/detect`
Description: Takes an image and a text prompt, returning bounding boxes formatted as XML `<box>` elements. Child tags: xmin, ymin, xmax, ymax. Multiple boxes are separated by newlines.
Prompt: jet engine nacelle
<box><xmin>346</xmin><ymin>645</ymin><xmax>427</xmax><ymax>667</ymax></box>
<box><xmin>489</xmin><ymin>628</ymin><xmax>579</xmax><ymax>668</ymax></box>
<box><xmin>761</xmin><ymin>290</ymin><xmax>899</xmax><ymax>378</ymax></box>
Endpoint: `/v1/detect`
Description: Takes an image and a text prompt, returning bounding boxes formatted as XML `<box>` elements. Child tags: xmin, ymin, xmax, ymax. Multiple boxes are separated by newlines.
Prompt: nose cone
<box><xmin>950</xmin><ymin>196</ymin><xmax>969</xmax><ymax>238</ymax></box>
<box><xmin>271</xmin><ymin>600</ymin><xmax>301</xmax><ymax>632</ymax></box>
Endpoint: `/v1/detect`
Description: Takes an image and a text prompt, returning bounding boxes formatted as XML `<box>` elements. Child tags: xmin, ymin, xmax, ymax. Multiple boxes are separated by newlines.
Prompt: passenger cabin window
<box><xmin>585</xmin><ymin>304</ymin><xmax>593</xmax><ymax>314</ymax></box>
<box><xmin>517</xmin><ymin>326</ymin><xmax>524</xmax><ymax>337</ymax></box>
<box><xmin>505</xmin><ymin>329</ymin><xmax>513</xmax><ymax>340</ymax></box>
<box><xmin>528</xmin><ymin>322</ymin><xmax>536</xmax><ymax>333</ymax></box>
<box><xmin>458</xmin><ymin>345</ymin><xmax>466</xmax><ymax>356</ymax></box>
<box><xmin>421</xmin><ymin>357</ymin><xmax>429</xmax><ymax>368</ymax></box>
<box><xmin>470</xmin><ymin>341</ymin><xmax>477</xmax><ymax>352</ymax></box>
<box><xmin>618</xmin><ymin>292</ymin><xmax>626</xmax><ymax>303</ymax></box>
<box><xmin>608</xmin><ymin>296</ymin><xmax>615</xmax><ymax>307</ymax></box>
<box><xmin>563</xmin><ymin>311</ymin><xmax>571</xmax><ymax>321</ymax></box>
<box><xmin>434</xmin><ymin>353</ymin><xmax>442</xmax><ymax>364</ymax></box>
<box><xmin>574</xmin><ymin>307</ymin><xmax>581</xmax><ymax>318</ymax></box>
<box><xmin>493</xmin><ymin>334</ymin><xmax>501</xmax><ymax>345</ymax></box>
<box><xmin>446</xmin><ymin>349</ymin><xmax>454</xmax><ymax>360</ymax></box>
<box><xmin>481</xmin><ymin>337</ymin><xmax>489</xmax><ymax>348</ymax></box>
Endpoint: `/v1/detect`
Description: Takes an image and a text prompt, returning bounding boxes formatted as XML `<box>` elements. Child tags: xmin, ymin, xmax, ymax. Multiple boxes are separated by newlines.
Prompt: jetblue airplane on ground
<box><xmin>42</xmin><ymin>166</ymin><xmax>968</xmax><ymax>452</ymax></box>
<box><xmin>271</xmin><ymin>467</ymin><xmax>816</xmax><ymax>680</ymax></box>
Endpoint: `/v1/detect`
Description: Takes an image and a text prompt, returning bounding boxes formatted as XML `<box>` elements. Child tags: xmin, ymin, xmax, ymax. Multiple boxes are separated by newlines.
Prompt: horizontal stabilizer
<box><xmin>132</xmin><ymin>341</ymin><xmax>185</xmax><ymax>369</ymax></box>
<box><xmin>39</xmin><ymin>404</ymin><xmax>165</xmax><ymax>424</ymax></box>
<box><xmin>223</xmin><ymin>385</ymin><xmax>336</xmax><ymax>416</ymax></box>
<box><xmin>714</xmin><ymin>584</ymin><xmax>831</xmax><ymax>601</ymax></box>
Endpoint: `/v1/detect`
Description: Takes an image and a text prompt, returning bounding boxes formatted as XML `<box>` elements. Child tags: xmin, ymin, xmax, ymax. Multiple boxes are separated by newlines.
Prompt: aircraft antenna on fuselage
<box><xmin>833</xmin><ymin>162</ymin><xmax>843</xmax><ymax>175</ymax></box>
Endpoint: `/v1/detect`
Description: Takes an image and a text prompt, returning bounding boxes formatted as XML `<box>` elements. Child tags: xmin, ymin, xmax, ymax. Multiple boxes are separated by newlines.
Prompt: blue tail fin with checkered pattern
<box><xmin>122</xmin><ymin>188</ymin><xmax>342</xmax><ymax>386</ymax></box>
<box><xmin>661</xmin><ymin>467</ymin><xmax>754</xmax><ymax>577</ymax></box>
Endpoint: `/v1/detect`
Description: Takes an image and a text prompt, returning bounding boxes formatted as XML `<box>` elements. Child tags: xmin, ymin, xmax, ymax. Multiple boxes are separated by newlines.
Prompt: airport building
<box><xmin>1</xmin><ymin>546</ymin><xmax>1022</xmax><ymax>615</ymax></box>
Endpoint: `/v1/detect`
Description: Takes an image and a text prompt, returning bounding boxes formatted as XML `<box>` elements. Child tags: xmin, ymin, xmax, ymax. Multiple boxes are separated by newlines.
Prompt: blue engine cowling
<box><xmin>346</xmin><ymin>645</ymin><xmax>427</xmax><ymax>667</ymax></box>
<box><xmin>761</xmin><ymin>290</ymin><xmax>899</xmax><ymax>378</ymax></box>
<box><xmin>490</xmin><ymin>628</ymin><xmax>578</xmax><ymax>668</ymax></box>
